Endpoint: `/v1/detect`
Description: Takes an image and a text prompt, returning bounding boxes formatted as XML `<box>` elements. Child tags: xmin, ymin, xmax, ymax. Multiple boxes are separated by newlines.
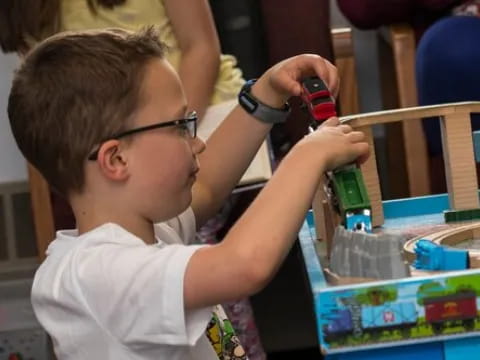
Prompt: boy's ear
<box><xmin>96</xmin><ymin>140</ymin><xmax>130</xmax><ymax>182</ymax></box>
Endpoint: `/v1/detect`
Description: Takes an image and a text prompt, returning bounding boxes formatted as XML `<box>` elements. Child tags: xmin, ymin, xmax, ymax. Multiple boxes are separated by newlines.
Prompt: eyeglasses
<box><xmin>87</xmin><ymin>111</ymin><xmax>197</xmax><ymax>161</ymax></box>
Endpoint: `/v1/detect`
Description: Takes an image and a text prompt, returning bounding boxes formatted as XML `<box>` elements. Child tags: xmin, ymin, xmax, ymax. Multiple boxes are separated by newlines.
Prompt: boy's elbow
<box><xmin>236</xmin><ymin>251</ymin><xmax>275</xmax><ymax>295</ymax></box>
<box><xmin>245</xmin><ymin>266</ymin><xmax>272</xmax><ymax>294</ymax></box>
<box><xmin>231</xmin><ymin>266</ymin><xmax>269</xmax><ymax>297</ymax></box>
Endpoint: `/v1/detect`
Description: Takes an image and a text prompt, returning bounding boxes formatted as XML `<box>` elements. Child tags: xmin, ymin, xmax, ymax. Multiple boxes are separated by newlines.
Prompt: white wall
<box><xmin>0</xmin><ymin>53</ymin><xmax>27</xmax><ymax>183</ymax></box>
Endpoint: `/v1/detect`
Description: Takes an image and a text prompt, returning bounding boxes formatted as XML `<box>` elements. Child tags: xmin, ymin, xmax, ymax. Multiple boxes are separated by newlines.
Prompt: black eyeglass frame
<box><xmin>87</xmin><ymin>111</ymin><xmax>197</xmax><ymax>161</ymax></box>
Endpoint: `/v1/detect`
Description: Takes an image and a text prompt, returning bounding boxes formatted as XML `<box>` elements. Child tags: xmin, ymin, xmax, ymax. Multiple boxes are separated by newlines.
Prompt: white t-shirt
<box><xmin>31</xmin><ymin>208</ymin><xmax>219</xmax><ymax>360</ymax></box>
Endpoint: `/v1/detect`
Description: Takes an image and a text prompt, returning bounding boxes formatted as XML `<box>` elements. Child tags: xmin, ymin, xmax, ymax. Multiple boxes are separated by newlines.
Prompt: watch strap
<box><xmin>238</xmin><ymin>79</ymin><xmax>291</xmax><ymax>124</ymax></box>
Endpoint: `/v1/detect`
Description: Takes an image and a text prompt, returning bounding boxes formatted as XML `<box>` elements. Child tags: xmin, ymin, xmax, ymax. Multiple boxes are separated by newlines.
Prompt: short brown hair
<box><xmin>8</xmin><ymin>27</ymin><xmax>165</xmax><ymax>194</ymax></box>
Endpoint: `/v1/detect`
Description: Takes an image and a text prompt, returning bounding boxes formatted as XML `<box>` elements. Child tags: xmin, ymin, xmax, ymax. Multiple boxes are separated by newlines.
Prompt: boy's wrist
<box><xmin>290</xmin><ymin>139</ymin><xmax>328</xmax><ymax>171</ymax></box>
<box><xmin>281</xmin><ymin>145</ymin><xmax>327</xmax><ymax>188</ymax></box>
<box><xmin>239</xmin><ymin>79</ymin><xmax>291</xmax><ymax>124</ymax></box>
<box><xmin>250</xmin><ymin>78</ymin><xmax>288</xmax><ymax>108</ymax></box>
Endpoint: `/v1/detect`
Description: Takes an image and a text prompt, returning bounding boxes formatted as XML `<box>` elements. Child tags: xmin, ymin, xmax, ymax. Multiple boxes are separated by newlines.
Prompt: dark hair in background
<box><xmin>0</xmin><ymin>0</ymin><xmax>126</xmax><ymax>53</ymax></box>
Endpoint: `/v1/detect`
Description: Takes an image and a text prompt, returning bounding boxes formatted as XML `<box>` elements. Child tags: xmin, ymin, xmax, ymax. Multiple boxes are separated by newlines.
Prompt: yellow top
<box><xmin>60</xmin><ymin>0</ymin><xmax>244</xmax><ymax>104</ymax></box>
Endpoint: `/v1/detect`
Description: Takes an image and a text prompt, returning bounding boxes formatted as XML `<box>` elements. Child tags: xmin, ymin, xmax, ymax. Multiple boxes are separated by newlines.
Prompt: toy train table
<box><xmin>299</xmin><ymin>103</ymin><xmax>480</xmax><ymax>360</ymax></box>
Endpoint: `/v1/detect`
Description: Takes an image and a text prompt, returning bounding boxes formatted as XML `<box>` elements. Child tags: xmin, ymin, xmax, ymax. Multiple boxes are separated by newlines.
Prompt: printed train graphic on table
<box><xmin>323</xmin><ymin>290</ymin><xmax>478</xmax><ymax>343</ymax></box>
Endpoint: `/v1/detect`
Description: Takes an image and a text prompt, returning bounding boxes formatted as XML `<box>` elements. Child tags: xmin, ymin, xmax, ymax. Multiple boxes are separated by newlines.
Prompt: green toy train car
<box><xmin>330</xmin><ymin>165</ymin><xmax>372</xmax><ymax>232</ymax></box>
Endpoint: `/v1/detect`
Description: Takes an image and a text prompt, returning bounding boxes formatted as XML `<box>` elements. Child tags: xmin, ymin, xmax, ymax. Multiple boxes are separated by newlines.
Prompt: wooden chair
<box><xmin>378</xmin><ymin>24</ymin><xmax>430</xmax><ymax>197</ymax></box>
<box><xmin>332</xmin><ymin>24</ymin><xmax>429</xmax><ymax>199</ymax></box>
<box><xmin>331</xmin><ymin>27</ymin><xmax>360</xmax><ymax>116</ymax></box>
<box><xmin>28</xmin><ymin>164</ymin><xmax>54</xmax><ymax>262</ymax></box>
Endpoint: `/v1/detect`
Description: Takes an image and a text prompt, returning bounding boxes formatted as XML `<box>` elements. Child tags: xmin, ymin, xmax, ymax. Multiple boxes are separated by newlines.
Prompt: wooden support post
<box><xmin>312</xmin><ymin>182</ymin><xmax>327</xmax><ymax>242</ymax></box>
<box><xmin>358</xmin><ymin>125</ymin><xmax>384</xmax><ymax>227</ymax></box>
<box><xmin>441</xmin><ymin>112</ymin><xmax>479</xmax><ymax>210</ymax></box>
<box><xmin>312</xmin><ymin>179</ymin><xmax>337</xmax><ymax>256</ymax></box>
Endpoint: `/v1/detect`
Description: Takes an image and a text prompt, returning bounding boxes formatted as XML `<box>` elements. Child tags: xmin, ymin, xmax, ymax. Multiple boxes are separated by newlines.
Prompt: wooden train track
<box><xmin>403</xmin><ymin>221</ymin><xmax>480</xmax><ymax>268</ymax></box>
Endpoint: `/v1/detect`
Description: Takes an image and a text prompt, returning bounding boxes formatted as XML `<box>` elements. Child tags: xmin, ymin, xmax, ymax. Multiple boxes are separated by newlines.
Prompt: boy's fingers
<box><xmin>347</xmin><ymin>130</ymin><xmax>366</xmax><ymax>142</ymax></box>
<box><xmin>326</xmin><ymin>62</ymin><xmax>340</xmax><ymax>98</ymax></box>
<box><xmin>279</xmin><ymin>73</ymin><xmax>302</xmax><ymax>97</ymax></box>
<box><xmin>313</xmin><ymin>58</ymin><xmax>339</xmax><ymax>97</ymax></box>
<box><xmin>354</xmin><ymin>143</ymin><xmax>370</xmax><ymax>165</ymax></box>
<box><xmin>339</xmin><ymin>124</ymin><xmax>352</xmax><ymax>133</ymax></box>
<box><xmin>276</xmin><ymin>55</ymin><xmax>339</xmax><ymax>97</ymax></box>
<box><xmin>291</xmin><ymin>82</ymin><xmax>303</xmax><ymax>96</ymax></box>
<box><xmin>320</xmin><ymin>117</ymin><xmax>340</xmax><ymax>127</ymax></box>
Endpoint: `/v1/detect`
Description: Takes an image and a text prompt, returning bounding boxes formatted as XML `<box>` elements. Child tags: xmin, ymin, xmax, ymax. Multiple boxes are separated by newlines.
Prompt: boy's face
<box><xmin>125</xmin><ymin>59</ymin><xmax>205</xmax><ymax>221</ymax></box>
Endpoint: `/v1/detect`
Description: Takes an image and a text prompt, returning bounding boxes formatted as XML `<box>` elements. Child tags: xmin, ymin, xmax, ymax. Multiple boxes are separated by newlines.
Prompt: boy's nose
<box><xmin>191</xmin><ymin>137</ymin><xmax>206</xmax><ymax>154</ymax></box>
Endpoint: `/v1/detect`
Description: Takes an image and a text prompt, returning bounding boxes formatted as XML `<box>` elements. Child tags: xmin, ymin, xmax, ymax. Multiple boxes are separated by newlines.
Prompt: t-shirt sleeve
<box><xmin>74</xmin><ymin>230</ymin><xmax>211</xmax><ymax>348</ymax></box>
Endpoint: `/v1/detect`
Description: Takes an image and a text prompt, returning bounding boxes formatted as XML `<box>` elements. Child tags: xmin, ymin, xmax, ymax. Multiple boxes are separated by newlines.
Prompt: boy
<box><xmin>8</xmin><ymin>28</ymin><xmax>369</xmax><ymax>359</ymax></box>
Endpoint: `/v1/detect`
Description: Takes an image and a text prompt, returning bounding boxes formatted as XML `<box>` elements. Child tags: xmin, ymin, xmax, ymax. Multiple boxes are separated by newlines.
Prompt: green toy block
<box><xmin>444</xmin><ymin>208</ymin><xmax>480</xmax><ymax>223</ymax></box>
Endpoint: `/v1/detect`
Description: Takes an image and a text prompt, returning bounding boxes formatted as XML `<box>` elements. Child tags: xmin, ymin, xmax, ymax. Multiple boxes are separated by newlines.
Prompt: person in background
<box><xmin>336</xmin><ymin>0</ymin><xmax>459</xmax><ymax>39</ymax></box>
<box><xmin>416</xmin><ymin>3</ymin><xmax>480</xmax><ymax>192</ymax></box>
<box><xmin>336</xmin><ymin>0</ymin><xmax>480</xmax><ymax>193</ymax></box>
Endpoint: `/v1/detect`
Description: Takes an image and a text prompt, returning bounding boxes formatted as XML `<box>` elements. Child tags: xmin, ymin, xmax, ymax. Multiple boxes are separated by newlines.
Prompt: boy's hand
<box><xmin>251</xmin><ymin>54</ymin><xmax>338</xmax><ymax>109</ymax></box>
<box><xmin>297</xmin><ymin>117</ymin><xmax>370</xmax><ymax>171</ymax></box>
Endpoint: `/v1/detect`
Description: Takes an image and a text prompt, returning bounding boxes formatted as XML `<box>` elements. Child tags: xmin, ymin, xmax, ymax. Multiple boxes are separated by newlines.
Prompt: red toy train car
<box><xmin>301</xmin><ymin>76</ymin><xmax>336</xmax><ymax>124</ymax></box>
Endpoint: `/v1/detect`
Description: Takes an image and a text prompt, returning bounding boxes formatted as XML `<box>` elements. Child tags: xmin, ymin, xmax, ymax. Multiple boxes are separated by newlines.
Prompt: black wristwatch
<box><xmin>238</xmin><ymin>79</ymin><xmax>291</xmax><ymax>124</ymax></box>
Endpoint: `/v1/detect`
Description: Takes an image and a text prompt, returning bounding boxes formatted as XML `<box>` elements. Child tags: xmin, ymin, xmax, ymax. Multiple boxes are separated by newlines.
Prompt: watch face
<box><xmin>240</xmin><ymin>93</ymin><xmax>257</xmax><ymax>113</ymax></box>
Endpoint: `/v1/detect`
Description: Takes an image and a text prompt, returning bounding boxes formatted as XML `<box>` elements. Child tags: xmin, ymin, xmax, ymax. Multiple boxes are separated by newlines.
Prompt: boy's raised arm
<box><xmin>186</xmin><ymin>55</ymin><xmax>369</xmax><ymax>309</ymax></box>
<box><xmin>191</xmin><ymin>54</ymin><xmax>339</xmax><ymax>226</ymax></box>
